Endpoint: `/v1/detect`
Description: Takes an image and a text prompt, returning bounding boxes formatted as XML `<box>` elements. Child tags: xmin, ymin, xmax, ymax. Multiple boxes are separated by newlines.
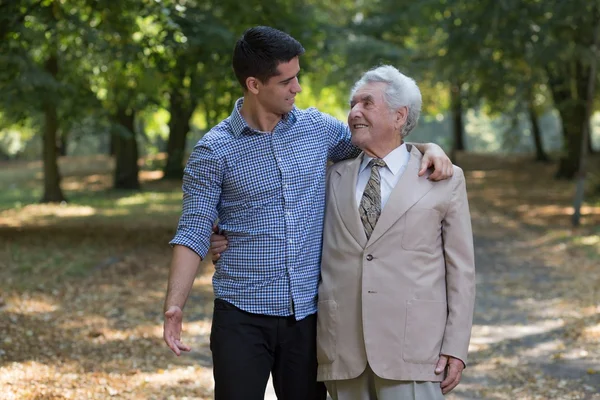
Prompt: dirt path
<box><xmin>443</xmin><ymin>186</ymin><xmax>600</xmax><ymax>400</ymax></box>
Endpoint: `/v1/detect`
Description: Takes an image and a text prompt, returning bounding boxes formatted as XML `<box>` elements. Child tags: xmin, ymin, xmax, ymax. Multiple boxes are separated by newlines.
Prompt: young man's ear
<box><xmin>246</xmin><ymin>77</ymin><xmax>260</xmax><ymax>94</ymax></box>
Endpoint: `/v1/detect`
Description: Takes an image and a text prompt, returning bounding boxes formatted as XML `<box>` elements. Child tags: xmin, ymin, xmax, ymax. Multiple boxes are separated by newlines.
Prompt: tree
<box><xmin>0</xmin><ymin>0</ymin><xmax>81</xmax><ymax>202</ymax></box>
<box><xmin>572</xmin><ymin>7</ymin><xmax>600</xmax><ymax>226</ymax></box>
<box><xmin>339</xmin><ymin>0</ymin><xmax>480</xmax><ymax>156</ymax></box>
<box><xmin>156</xmin><ymin>0</ymin><xmax>331</xmax><ymax>180</ymax></box>
<box><xmin>155</xmin><ymin>2</ymin><xmax>234</xmax><ymax>180</ymax></box>
<box><xmin>468</xmin><ymin>0</ymin><xmax>600</xmax><ymax>178</ymax></box>
<box><xmin>87</xmin><ymin>0</ymin><xmax>165</xmax><ymax>189</ymax></box>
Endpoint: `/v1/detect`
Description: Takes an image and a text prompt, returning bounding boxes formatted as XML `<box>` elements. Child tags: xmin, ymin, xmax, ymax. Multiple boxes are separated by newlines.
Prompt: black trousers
<box><xmin>210</xmin><ymin>299</ymin><xmax>327</xmax><ymax>400</ymax></box>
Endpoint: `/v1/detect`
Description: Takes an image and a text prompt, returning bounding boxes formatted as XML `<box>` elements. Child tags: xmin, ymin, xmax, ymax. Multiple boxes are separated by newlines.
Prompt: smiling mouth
<box><xmin>353</xmin><ymin>124</ymin><xmax>368</xmax><ymax>129</ymax></box>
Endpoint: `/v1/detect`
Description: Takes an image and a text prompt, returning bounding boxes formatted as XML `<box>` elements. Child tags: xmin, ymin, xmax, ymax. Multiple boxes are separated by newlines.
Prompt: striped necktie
<box><xmin>359</xmin><ymin>158</ymin><xmax>386</xmax><ymax>240</ymax></box>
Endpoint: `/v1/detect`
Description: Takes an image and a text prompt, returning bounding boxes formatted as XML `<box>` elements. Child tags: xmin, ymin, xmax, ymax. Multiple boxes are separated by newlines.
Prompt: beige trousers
<box><xmin>325</xmin><ymin>365</ymin><xmax>445</xmax><ymax>400</ymax></box>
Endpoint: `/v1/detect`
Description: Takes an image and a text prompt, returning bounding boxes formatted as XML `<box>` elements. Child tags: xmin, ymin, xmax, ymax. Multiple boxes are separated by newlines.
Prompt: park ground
<box><xmin>0</xmin><ymin>153</ymin><xmax>599</xmax><ymax>399</ymax></box>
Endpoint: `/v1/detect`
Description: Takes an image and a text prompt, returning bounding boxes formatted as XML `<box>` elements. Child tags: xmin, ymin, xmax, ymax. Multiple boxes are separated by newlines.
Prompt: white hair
<box><xmin>350</xmin><ymin>65</ymin><xmax>422</xmax><ymax>137</ymax></box>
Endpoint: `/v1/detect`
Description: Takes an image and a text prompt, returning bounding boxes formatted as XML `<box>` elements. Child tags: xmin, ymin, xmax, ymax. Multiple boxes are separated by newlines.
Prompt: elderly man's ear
<box><xmin>395</xmin><ymin>106</ymin><xmax>408</xmax><ymax>132</ymax></box>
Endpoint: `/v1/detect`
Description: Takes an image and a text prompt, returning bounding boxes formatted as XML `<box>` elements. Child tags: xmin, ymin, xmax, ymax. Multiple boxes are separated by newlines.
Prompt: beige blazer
<box><xmin>316</xmin><ymin>145</ymin><xmax>476</xmax><ymax>382</ymax></box>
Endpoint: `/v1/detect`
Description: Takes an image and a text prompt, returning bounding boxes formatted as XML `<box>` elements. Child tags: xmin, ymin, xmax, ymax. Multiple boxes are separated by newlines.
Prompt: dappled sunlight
<box><xmin>583</xmin><ymin>323</ymin><xmax>600</xmax><ymax>341</ymax></box>
<box><xmin>140</xmin><ymin>170</ymin><xmax>164</xmax><ymax>181</ymax></box>
<box><xmin>194</xmin><ymin>269</ymin><xmax>214</xmax><ymax>287</ymax></box>
<box><xmin>470</xmin><ymin>320</ymin><xmax>565</xmax><ymax>347</ymax></box>
<box><xmin>96</xmin><ymin>208</ymin><xmax>130</xmax><ymax>216</ymax></box>
<box><xmin>469</xmin><ymin>170</ymin><xmax>487</xmax><ymax>179</ymax></box>
<box><xmin>1</xmin><ymin>154</ymin><xmax>599</xmax><ymax>399</ymax></box>
<box><xmin>116</xmin><ymin>195</ymin><xmax>149</xmax><ymax>206</ymax></box>
<box><xmin>123</xmin><ymin>365</ymin><xmax>214</xmax><ymax>400</ymax></box>
<box><xmin>0</xmin><ymin>361</ymin><xmax>81</xmax><ymax>398</ymax></box>
<box><xmin>147</xmin><ymin>203</ymin><xmax>181</xmax><ymax>213</ymax></box>
<box><xmin>577</xmin><ymin>234</ymin><xmax>600</xmax><ymax>246</ymax></box>
<box><xmin>183</xmin><ymin>318</ymin><xmax>212</xmax><ymax>337</ymax></box>
<box><xmin>3</xmin><ymin>294</ymin><xmax>60</xmax><ymax>315</ymax></box>
<box><xmin>0</xmin><ymin>189</ymin><xmax>183</xmax><ymax>228</ymax></box>
<box><xmin>115</xmin><ymin>191</ymin><xmax>179</xmax><ymax>207</ymax></box>
<box><xmin>62</xmin><ymin>173</ymin><xmax>112</xmax><ymax>191</ymax></box>
<box><xmin>515</xmin><ymin>203</ymin><xmax>600</xmax><ymax>221</ymax></box>
<box><xmin>0</xmin><ymin>360</ymin><xmax>213</xmax><ymax>399</ymax></box>
<box><xmin>0</xmin><ymin>204</ymin><xmax>97</xmax><ymax>227</ymax></box>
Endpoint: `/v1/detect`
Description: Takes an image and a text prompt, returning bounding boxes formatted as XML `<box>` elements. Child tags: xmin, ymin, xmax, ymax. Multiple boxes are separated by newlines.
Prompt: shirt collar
<box><xmin>359</xmin><ymin>143</ymin><xmax>410</xmax><ymax>175</ymax></box>
<box><xmin>230</xmin><ymin>98</ymin><xmax>297</xmax><ymax>137</ymax></box>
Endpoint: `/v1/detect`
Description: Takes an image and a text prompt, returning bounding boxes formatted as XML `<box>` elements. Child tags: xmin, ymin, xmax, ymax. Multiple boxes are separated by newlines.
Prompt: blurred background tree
<box><xmin>1</xmin><ymin>0</ymin><xmax>599</xmax><ymax>200</ymax></box>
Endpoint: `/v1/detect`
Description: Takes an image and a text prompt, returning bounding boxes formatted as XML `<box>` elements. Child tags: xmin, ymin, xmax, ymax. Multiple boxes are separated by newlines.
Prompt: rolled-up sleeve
<box><xmin>169</xmin><ymin>143</ymin><xmax>223</xmax><ymax>259</ymax></box>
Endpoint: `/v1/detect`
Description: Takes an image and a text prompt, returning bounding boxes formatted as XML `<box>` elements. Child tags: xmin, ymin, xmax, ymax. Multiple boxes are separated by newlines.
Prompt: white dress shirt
<box><xmin>355</xmin><ymin>143</ymin><xmax>410</xmax><ymax>210</ymax></box>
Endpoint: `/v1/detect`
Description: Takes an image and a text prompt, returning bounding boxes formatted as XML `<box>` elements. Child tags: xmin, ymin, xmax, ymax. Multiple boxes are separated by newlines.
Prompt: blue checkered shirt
<box><xmin>170</xmin><ymin>98</ymin><xmax>359</xmax><ymax>320</ymax></box>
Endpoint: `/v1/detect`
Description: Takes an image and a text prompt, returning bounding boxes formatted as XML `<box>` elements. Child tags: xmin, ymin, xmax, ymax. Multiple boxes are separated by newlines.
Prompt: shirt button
<box><xmin>277</xmin><ymin>157</ymin><xmax>282</xmax><ymax>162</ymax></box>
<box><xmin>285</xmin><ymin>211</ymin><xmax>291</xmax><ymax>216</ymax></box>
<box><xmin>288</xmin><ymin>239</ymin><xmax>293</xmax><ymax>244</ymax></box>
<box><xmin>283</xmin><ymin>184</ymin><xmax>288</xmax><ymax>189</ymax></box>
<box><xmin>366</xmin><ymin>254</ymin><xmax>373</xmax><ymax>261</ymax></box>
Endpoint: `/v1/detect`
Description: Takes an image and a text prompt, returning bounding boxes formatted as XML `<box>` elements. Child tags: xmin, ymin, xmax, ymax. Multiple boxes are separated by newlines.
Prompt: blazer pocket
<box><xmin>401</xmin><ymin>208</ymin><xmax>441</xmax><ymax>253</ymax></box>
<box><xmin>403</xmin><ymin>299</ymin><xmax>447</xmax><ymax>364</ymax></box>
<box><xmin>316</xmin><ymin>300</ymin><xmax>338</xmax><ymax>364</ymax></box>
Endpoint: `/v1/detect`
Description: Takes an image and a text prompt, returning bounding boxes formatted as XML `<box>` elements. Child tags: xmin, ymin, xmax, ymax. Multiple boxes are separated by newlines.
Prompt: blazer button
<box><xmin>366</xmin><ymin>254</ymin><xmax>373</xmax><ymax>261</ymax></box>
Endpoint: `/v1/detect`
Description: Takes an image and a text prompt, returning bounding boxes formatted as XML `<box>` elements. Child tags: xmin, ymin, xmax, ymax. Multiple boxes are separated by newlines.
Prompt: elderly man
<box><xmin>315</xmin><ymin>65</ymin><xmax>476</xmax><ymax>400</ymax></box>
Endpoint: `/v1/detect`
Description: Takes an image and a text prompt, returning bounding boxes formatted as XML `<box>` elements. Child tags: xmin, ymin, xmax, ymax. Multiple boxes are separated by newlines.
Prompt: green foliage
<box><xmin>2</xmin><ymin>0</ymin><xmax>600</xmax><ymax>164</ymax></box>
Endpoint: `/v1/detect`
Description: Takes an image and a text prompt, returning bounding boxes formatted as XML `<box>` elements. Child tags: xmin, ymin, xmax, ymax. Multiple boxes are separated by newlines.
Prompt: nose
<box><xmin>349</xmin><ymin>104</ymin><xmax>361</xmax><ymax>119</ymax></box>
<box><xmin>291</xmin><ymin>77</ymin><xmax>302</xmax><ymax>94</ymax></box>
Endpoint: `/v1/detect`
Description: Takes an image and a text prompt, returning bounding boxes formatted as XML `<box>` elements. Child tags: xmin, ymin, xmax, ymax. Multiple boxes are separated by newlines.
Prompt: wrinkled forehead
<box><xmin>350</xmin><ymin>81</ymin><xmax>388</xmax><ymax>103</ymax></box>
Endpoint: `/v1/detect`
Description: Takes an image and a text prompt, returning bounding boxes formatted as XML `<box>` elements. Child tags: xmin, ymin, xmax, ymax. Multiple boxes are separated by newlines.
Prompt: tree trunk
<box><xmin>108</xmin><ymin>132</ymin><xmax>116</xmax><ymax>156</ymax></box>
<box><xmin>450</xmin><ymin>82</ymin><xmax>465</xmax><ymax>161</ymax></box>
<box><xmin>546</xmin><ymin>63</ymin><xmax>588</xmax><ymax>179</ymax></box>
<box><xmin>588</xmin><ymin>120</ymin><xmax>596</xmax><ymax>154</ymax></box>
<box><xmin>41</xmin><ymin>54</ymin><xmax>66</xmax><ymax>203</ymax></box>
<box><xmin>113</xmin><ymin>107</ymin><xmax>140</xmax><ymax>190</ymax></box>
<box><xmin>57</xmin><ymin>130</ymin><xmax>68</xmax><ymax>156</ymax></box>
<box><xmin>527</xmin><ymin>101</ymin><xmax>550</xmax><ymax>162</ymax></box>
<box><xmin>572</xmin><ymin>16</ymin><xmax>600</xmax><ymax>227</ymax></box>
<box><xmin>163</xmin><ymin>88</ymin><xmax>194</xmax><ymax>180</ymax></box>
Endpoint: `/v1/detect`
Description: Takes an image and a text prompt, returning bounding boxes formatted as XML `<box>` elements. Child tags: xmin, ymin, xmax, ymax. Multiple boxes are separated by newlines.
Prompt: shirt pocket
<box><xmin>402</xmin><ymin>299</ymin><xmax>447</xmax><ymax>364</ymax></box>
<box><xmin>401</xmin><ymin>208</ymin><xmax>441</xmax><ymax>254</ymax></box>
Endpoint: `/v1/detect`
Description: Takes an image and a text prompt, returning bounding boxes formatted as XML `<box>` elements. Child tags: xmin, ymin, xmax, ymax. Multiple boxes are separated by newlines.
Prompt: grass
<box><xmin>1</xmin><ymin>152</ymin><xmax>600</xmax><ymax>287</ymax></box>
<box><xmin>0</xmin><ymin>155</ymin><xmax>184</xmax><ymax>289</ymax></box>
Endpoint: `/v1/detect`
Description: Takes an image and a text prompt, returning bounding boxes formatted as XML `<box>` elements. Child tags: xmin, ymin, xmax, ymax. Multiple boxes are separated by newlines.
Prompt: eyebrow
<box><xmin>350</xmin><ymin>94</ymin><xmax>374</xmax><ymax>106</ymax></box>
<box><xmin>278</xmin><ymin>70</ymin><xmax>300</xmax><ymax>84</ymax></box>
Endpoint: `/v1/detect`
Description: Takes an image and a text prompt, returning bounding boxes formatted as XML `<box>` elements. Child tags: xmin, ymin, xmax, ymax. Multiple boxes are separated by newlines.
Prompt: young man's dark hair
<box><xmin>232</xmin><ymin>26</ymin><xmax>305</xmax><ymax>90</ymax></box>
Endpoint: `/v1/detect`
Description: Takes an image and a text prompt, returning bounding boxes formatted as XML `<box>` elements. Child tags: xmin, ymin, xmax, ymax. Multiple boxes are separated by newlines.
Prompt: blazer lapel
<box><xmin>367</xmin><ymin>145</ymin><xmax>435</xmax><ymax>247</ymax></box>
<box><xmin>331</xmin><ymin>155</ymin><xmax>367</xmax><ymax>247</ymax></box>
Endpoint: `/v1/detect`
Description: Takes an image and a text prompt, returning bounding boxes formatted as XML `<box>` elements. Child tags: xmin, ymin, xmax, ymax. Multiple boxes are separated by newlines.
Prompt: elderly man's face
<box><xmin>348</xmin><ymin>82</ymin><xmax>405</xmax><ymax>156</ymax></box>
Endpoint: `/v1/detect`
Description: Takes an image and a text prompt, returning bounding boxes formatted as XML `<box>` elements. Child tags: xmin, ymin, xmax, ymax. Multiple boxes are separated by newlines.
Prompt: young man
<box><xmin>163</xmin><ymin>26</ymin><xmax>452</xmax><ymax>400</ymax></box>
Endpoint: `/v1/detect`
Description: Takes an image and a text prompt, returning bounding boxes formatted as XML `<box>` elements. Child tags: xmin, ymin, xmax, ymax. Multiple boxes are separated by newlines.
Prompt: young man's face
<box><xmin>257</xmin><ymin>56</ymin><xmax>302</xmax><ymax>115</ymax></box>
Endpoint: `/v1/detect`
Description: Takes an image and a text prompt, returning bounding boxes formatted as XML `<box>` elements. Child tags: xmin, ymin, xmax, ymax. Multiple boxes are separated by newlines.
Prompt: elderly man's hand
<box><xmin>418</xmin><ymin>143</ymin><xmax>453</xmax><ymax>181</ymax></box>
<box><xmin>435</xmin><ymin>354</ymin><xmax>464</xmax><ymax>394</ymax></box>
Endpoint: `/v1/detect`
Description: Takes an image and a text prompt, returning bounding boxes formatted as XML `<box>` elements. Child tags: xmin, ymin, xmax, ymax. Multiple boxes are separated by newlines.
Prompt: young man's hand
<box><xmin>418</xmin><ymin>143</ymin><xmax>453</xmax><ymax>181</ymax></box>
<box><xmin>163</xmin><ymin>305</ymin><xmax>191</xmax><ymax>356</ymax></box>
